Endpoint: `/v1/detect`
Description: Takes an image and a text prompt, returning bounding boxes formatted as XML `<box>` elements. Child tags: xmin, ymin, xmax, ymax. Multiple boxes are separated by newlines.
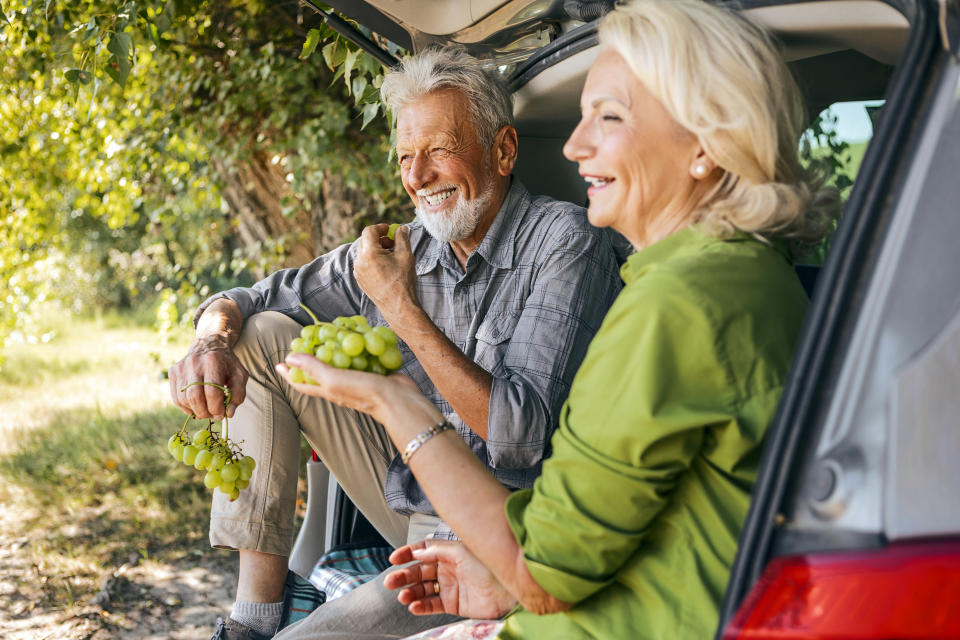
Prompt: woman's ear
<box><xmin>689</xmin><ymin>148</ymin><xmax>716</xmax><ymax>180</ymax></box>
<box><xmin>494</xmin><ymin>125</ymin><xmax>519</xmax><ymax>176</ymax></box>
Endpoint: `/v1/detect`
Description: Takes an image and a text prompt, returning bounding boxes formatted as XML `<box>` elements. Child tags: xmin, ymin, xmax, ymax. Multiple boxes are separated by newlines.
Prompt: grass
<box><xmin>0</xmin><ymin>311</ymin><xmax>313</xmax><ymax>624</ymax></box>
<box><xmin>0</xmin><ymin>313</ymin><xmax>219</xmax><ymax>610</ymax></box>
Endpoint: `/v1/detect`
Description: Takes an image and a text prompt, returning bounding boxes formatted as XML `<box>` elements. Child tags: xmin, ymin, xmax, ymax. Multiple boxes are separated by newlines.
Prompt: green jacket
<box><xmin>501</xmin><ymin>227</ymin><xmax>809</xmax><ymax>639</ymax></box>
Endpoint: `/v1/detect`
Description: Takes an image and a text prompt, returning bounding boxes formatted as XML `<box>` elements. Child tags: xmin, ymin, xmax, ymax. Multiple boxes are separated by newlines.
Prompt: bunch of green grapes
<box><xmin>288</xmin><ymin>304</ymin><xmax>403</xmax><ymax>384</ymax></box>
<box><xmin>167</xmin><ymin>382</ymin><xmax>254</xmax><ymax>502</ymax></box>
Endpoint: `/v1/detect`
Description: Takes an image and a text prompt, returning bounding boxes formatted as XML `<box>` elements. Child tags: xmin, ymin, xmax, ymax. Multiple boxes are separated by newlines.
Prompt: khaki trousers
<box><xmin>209</xmin><ymin>311</ymin><xmax>411</xmax><ymax>554</ymax></box>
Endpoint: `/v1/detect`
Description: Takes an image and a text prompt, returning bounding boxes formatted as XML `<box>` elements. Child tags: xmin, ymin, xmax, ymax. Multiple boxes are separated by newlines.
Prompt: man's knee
<box><xmin>234</xmin><ymin>311</ymin><xmax>302</xmax><ymax>370</ymax></box>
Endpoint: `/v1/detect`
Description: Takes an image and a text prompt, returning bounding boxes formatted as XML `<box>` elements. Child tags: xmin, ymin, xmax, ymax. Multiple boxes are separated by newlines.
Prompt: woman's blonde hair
<box><xmin>600</xmin><ymin>0</ymin><xmax>838</xmax><ymax>246</ymax></box>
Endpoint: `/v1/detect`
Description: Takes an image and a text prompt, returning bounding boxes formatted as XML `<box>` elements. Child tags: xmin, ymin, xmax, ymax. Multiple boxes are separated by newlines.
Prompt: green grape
<box><xmin>316</xmin><ymin>345</ymin><xmax>334</xmax><ymax>363</ymax></box>
<box><xmin>193</xmin><ymin>429</ymin><xmax>211</xmax><ymax>447</ymax></box>
<box><xmin>317</xmin><ymin>325</ymin><xmax>337</xmax><ymax>342</ymax></box>
<box><xmin>332</xmin><ymin>350</ymin><xmax>351</xmax><ymax>369</ymax></box>
<box><xmin>172</xmin><ymin>442</ymin><xmax>186</xmax><ymax>462</ymax></box>
<box><xmin>210</xmin><ymin>452</ymin><xmax>228</xmax><ymax>471</ymax></box>
<box><xmin>333</xmin><ymin>317</ymin><xmax>354</xmax><ymax>329</ymax></box>
<box><xmin>238</xmin><ymin>464</ymin><xmax>252</xmax><ymax>482</ymax></box>
<box><xmin>363</xmin><ymin>331</ymin><xmax>386</xmax><ymax>356</ymax></box>
<box><xmin>289</xmin><ymin>367</ymin><xmax>306</xmax><ymax>384</ymax></box>
<box><xmin>351</xmin><ymin>314</ymin><xmax>368</xmax><ymax>325</ymax></box>
<box><xmin>387</xmin><ymin>223</ymin><xmax>401</xmax><ymax>240</ymax></box>
<box><xmin>236</xmin><ymin>477</ymin><xmax>250</xmax><ymax>490</ymax></box>
<box><xmin>379</xmin><ymin>346</ymin><xmax>403</xmax><ymax>370</ymax></box>
<box><xmin>351</xmin><ymin>355</ymin><xmax>369</xmax><ymax>370</ymax></box>
<box><xmin>369</xmin><ymin>361</ymin><xmax>387</xmax><ymax>375</ymax></box>
<box><xmin>372</xmin><ymin>325</ymin><xmax>398</xmax><ymax>345</ymax></box>
<box><xmin>301</xmin><ymin>325</ymin><xmax>320</xmax><ymax>341</ymax></box>
<box><xmin>218</xmin><ymin>480</ymin><xmax>236</xmax><ymax>494</ymax></box>
<box><xmin>168</xmin><ymin>434</ymin><xmax>180</xmax><ymax>456</ymax></box>
<box><xmin>204</xmin><ymin>469</ymin><xmax>222</xmax><ymax>489</ymax></box>
<box><xmin>228</xmin><ymin>487</ymin><xmax>241</xmax><ymax>501</ymax></box>
<box><xmin>221</xmin><ymin>463</ymin><xmax>240</xmax><ymax>483</ymax></box>
<box><xmin>241</xmin><ymin>455</ymin><xmax>256</xmax><ymax>472</ymax></box>
<box><xmin>290</xmin><ymin>337</ymin><xmax>309</xmax><ymax>353</ymax></box>
<box><xmin>182</xmin><ymin>444</ymin><xmax>199</xmax><ymax>466</ymax></box>
<box><xmin>195</xmin><ymin>449</ymin><xmax>213</xmax><ymax>471</ymax></box>
<box><xmin>341</xmin><ymin>333</ymin><xmax>365</xmax><ymax>357</ymax></box>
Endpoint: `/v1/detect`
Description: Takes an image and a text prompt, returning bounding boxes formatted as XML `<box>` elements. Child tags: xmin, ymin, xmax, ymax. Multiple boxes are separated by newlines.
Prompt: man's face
<box><xmin>396</xmin><ymin>88</ymin><xmax>498</xmax><ymax>242</ymax></box>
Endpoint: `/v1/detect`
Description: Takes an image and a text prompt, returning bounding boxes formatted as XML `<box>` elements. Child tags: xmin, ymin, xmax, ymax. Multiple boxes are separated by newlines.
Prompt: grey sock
<box><xmin>231</xmin><ymin>600</ymin><xmax>284</xmax><ymax>637</ymax></box>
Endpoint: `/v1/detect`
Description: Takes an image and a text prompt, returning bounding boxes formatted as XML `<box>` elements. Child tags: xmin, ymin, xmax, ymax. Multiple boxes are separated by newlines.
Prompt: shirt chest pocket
<box><xmin>472</xmin><ymin>311</ymin><xmax>521</xmax><ymax>376</ymax></box>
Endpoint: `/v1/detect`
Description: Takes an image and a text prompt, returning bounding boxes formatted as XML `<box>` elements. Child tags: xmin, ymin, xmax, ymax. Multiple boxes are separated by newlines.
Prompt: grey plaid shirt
<box><xmin>198</xmin><ymin>179</ymin><xmax>622</xmax><ymax>516</ymax></box>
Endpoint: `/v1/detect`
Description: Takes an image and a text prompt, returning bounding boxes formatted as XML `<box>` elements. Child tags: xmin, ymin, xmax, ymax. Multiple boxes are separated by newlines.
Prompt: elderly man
<box><xmin>168</xmin><ymin>47</ymin><xmax>621</xmax><ymax>639</ymax></box>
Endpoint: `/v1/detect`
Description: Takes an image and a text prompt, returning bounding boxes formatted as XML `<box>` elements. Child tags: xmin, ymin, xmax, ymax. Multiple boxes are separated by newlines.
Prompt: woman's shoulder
<box><xmin>622</xmin><ymin>231</ymin><xmax>805</xmax><ymax>309</ymax></box>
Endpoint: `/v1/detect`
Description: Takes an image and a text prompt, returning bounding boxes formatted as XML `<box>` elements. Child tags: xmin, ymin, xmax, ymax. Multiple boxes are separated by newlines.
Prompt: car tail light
<box><xmin>722</xmin><ymin>540</ymin><xmax>960</xmax><ymax>639</ymax></box>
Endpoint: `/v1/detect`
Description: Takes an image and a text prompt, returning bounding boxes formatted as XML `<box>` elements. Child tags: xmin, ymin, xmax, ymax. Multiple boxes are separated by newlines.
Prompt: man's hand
<box><xmin>353</xmin><ymin>224</ymin><xmax>420</xmax><ymax>325</ymax></box>
<box><xmin>168</xmin><ymin>300</ymin><xmax>248</xmax><ymax>419</ymax></box>
<box><xmin>384</xmin><ymin>540</ymin><xmax>518</xmax><ymax>618</ymax></box>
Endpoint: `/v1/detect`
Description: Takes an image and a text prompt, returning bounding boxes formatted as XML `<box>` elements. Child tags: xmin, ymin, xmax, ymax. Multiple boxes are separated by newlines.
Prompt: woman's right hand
<box><xmin>384</xmin><ymin>540</ymin><xmax>518</xmax><ymax>619</ymax></box>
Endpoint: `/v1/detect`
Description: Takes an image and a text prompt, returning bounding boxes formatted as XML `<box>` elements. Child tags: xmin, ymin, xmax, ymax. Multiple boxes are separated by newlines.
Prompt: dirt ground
<box><xmin>0</xmin><ymin>499</ymin><xmax>238</xmax><ymax>640</ymax></box>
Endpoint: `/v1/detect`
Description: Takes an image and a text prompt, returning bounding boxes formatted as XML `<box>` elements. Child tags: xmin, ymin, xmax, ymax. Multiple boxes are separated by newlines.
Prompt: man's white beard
<box><xmin>416</xmin><ymin>179</ymin><xmax>496</xmax><ymax>243</ymax></box>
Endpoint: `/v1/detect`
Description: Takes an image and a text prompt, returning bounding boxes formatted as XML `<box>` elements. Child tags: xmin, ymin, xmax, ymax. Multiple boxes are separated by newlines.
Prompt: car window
<box><xmin>799</xmin><ymin>99</ymin><xmax>884</xmax><ymax>265</ymax></box>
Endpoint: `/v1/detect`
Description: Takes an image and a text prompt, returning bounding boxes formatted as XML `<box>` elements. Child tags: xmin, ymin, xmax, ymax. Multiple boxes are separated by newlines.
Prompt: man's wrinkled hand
<box><xmin>353</xmin><ymin>223</ymin><xmax>419</xmax><ymax>323</ymax></box>
<box><xmin>168</xmin><ymin>335</ymin><xmax>248</xmax><ymax>419</ymax></box>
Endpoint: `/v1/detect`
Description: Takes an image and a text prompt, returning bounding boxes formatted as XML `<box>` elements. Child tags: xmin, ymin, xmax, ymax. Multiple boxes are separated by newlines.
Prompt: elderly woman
<box><xmin>277</xmin><ymin>0</ymin><xmax>836</xmax><ymax>637</ymax></box>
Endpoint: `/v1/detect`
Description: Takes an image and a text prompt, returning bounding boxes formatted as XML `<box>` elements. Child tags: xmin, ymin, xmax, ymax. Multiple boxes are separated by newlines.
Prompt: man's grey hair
<box><xmin>380</xmin><ymin>46</ymin><xmax>514</xmax><ymax>150</ymax></box>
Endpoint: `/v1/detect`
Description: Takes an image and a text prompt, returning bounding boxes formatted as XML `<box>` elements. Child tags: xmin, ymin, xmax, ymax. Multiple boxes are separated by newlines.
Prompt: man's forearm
<box><xmin>195</xmin><ymin>297</ymin><xmax>245</xmax><ymax>348</ymax></box>
<box><xmin>389</xmin><ymin>306</ymin><xmax>493</xmax><ymax>440</ymax></box>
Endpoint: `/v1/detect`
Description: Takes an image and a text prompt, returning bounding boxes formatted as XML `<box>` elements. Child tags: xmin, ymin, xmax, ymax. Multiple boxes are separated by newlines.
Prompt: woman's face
<box><xmin>563</xmin><ymin>49</ymin><xmax>705</xmax><ymax>249</ymax></box>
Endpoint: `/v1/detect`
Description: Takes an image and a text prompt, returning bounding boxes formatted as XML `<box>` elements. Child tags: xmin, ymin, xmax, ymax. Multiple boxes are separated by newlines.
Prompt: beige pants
<box><xmin>209</xmin><ymin>311</ymin><xmax>412</xmax><ymax>554</ymax></box>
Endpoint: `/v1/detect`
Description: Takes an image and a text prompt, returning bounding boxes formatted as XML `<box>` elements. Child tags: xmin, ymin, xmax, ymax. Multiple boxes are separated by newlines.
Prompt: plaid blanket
<box><xmin>308</xmin><ymin>543</ymin><xmax>395</xmax><ymax>601</ymax></box>
<box><xmin>277</xmin><ymin>544</ymin><xmax>394</xmax><ymax>629</ymax></box>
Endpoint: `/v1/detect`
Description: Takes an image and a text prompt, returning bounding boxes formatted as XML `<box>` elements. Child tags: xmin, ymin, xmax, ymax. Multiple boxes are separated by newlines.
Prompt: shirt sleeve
<box><xmin>504</xmin><ymin>271</ymin><xmax>737</xmax><ymax>603</ymax></box>
<box><xmin>485</xmin><ymin>224</ymin><xmax>622</xmax><ymax>469</ymax></box>
<box><xmin>194</xmin><ymin>242</ymin><xmax>365</xmax><ymax>327</ymax></box>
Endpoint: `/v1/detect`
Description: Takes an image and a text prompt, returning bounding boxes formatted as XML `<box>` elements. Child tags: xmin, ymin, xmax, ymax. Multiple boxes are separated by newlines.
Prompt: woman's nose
<box><xmin>563</xmin><ymin>120</ymin><xmax>593</xmax><ymax>163</ymax></box>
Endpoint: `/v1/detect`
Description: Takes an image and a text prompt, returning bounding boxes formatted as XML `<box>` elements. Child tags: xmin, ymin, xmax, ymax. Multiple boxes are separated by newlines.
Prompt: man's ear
<box><xmin>493</xmin><ymin>125</ymin><xmax>519</xmax><ymax>177</ymax></box>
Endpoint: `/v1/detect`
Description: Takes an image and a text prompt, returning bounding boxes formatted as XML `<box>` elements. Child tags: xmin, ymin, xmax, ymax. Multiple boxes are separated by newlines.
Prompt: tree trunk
<box><xmin>213</xmin><ymin>151</ymin><xmax>389</xmax><ymax>279</ymax></box>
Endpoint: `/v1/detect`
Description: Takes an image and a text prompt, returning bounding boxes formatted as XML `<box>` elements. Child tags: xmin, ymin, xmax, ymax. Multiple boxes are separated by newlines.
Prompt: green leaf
<box><xmin>321</xmin><ymin>42</ymin><xmax>337</xmax><ymax>70</ymax></box>
<box><xmin>351</xmin><ymin>76</ymin><xmax>367</xmax><ymax>103</ymax></box>
<box><xmin>299</xmin><ymin>28</ymin><xmax>321</xmax><ymax>60</ymax></box>
<box><xmin>146</xmin><ymin>21</ymin><xmax>160</xmax><ymax>46</ymax></box>
<box><xmin>64</xmin><ymin>68</ymin><xmax>93</xmax><ymax>85</ymax></box>
<box><xmin>108</xmin><ymin>32</ymin><xmax>132</xmax><ymax>60</ymax></box>
<box><xmin>360</xmin><ymin>102</ymin><xmax>379</xmax><ymax>130</ymax></box>
<box><xmin>106</xmin><ymin>33</ymin><xmax>133</xmax><ymax>88</ymax></box>
<box><xmin>0</xmin><ymin>2</ymin><xmax>11</xmax><ymax>26</ymax></box>
<box><xmin>342</xmin><ymin>48</ymin><xmax>360</xmax><ymax>88</ymax></box>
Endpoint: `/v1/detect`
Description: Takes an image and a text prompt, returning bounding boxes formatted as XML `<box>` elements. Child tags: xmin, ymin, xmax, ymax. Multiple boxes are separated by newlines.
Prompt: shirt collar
<box><xmin>414</xmin><ymin>178</ymin><xmax>528</xmax><ymax>276</ymax></box>
<box><xmin>620</xmin><ymin>226</ymin><xmax>794</xmax><ymax>284</ymax></box>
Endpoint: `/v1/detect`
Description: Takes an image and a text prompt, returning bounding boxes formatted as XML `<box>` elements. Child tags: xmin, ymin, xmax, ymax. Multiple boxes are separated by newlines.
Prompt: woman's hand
<box><xmin>276</xmin><ymin>352</ymin><xmax>443</xmax><ymax>437</ymax></box>
<box><xmin>384</xmin><ymin>540</ymin><xmax>518</xmax><ymax>618</ymax></box>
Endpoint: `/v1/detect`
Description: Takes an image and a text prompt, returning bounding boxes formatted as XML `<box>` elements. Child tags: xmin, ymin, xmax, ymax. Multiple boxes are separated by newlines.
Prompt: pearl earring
<box><xmin>692</xmin><ymin>163</ymin><xmax>709</xmax><ymax>178</ymax></box>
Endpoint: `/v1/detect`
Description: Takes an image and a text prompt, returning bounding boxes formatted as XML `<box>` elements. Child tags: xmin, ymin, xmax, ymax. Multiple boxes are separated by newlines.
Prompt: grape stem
<box><xmin>178</xmin><ymin>381</ymin><xmax>232</xmax><ymax>441</ymax></box>
<box><xmin>299</xmin><ymin>301</ymin><xmax>321</xmax><ymax>325</ymax></box>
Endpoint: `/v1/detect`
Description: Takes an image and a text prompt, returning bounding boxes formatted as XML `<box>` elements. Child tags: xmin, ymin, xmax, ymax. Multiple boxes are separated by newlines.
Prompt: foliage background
<box><xmin>1</xmin><ymin>0</ymin><xmax>863</xmax><ymax>362</ymax></box>
<box><xmin>1</xmin><ymin>0</ymin><xmax>411</xmax><ymax>362</ymax></box>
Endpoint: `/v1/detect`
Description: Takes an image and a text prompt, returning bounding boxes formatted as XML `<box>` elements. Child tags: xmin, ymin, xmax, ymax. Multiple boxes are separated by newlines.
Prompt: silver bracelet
<box><xmin>401</xmin><ymin>421</ymin><xmax>454</xmax><ymax>465</ymax></box>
